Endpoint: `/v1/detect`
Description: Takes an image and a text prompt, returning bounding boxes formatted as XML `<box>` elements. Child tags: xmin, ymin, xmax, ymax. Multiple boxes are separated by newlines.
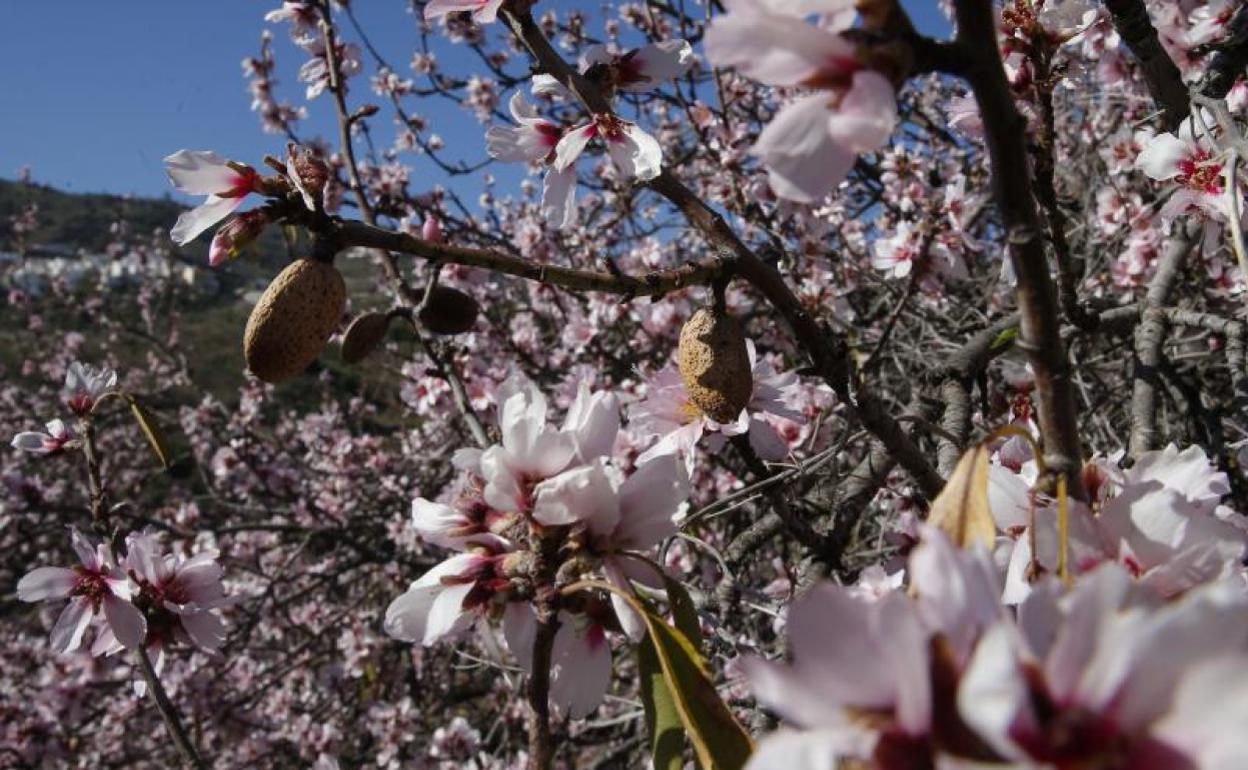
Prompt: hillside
<box><xmin>0</xmin><ymin>178</ymin><xmax>407</xmax><ymax>413</ymax></box>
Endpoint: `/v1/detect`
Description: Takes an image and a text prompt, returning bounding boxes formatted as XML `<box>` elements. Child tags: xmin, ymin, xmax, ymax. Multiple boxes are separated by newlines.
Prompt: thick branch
<box><xmin>1129</xmin><ymin>228</ymin><xmax>1196</xmax><ymax>458</ymax></box>
<box><xmin>954</xmin><ymin>0</ymin><xmax>1087</xmax><ymax>496</ymax></box>
<box><xmin>330</xmin><ymin>216</ymin><xmax>725</xmax><ymax>297</ymax></box>
<box><xmin>1102</xmin><ymin>0</ymin><xmax>1191</xmax><ymax>130</ymax></box>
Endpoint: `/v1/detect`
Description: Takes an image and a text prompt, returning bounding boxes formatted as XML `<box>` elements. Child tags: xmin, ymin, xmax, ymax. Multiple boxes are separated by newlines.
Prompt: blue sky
<box><xmin>0</xmin><ymin>1</ymin><xmax>951</xmax><ymax>203</ymax></box>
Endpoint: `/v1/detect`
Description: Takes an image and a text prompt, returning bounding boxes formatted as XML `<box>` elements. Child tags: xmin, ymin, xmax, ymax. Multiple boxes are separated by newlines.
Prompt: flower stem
<box><xmin>135</xmin><ymin>646</ymin><xmax>208</xmax><ymax>770</ymax></box>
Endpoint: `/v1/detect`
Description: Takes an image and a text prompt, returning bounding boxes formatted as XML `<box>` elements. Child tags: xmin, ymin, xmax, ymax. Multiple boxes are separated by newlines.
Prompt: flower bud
<box><xmin>209</xmin><ymin>210</ymin><xmax>270</xmax><ymax>268</ymax></box>
<box><xmin>422</xmin><ymin>215</ymin><xmax>443</xmax><ymax>243</ymax></box>
<box><xmin>286</xmin><ymin>143</ymin><xmax>330</xmax><ymax>211</ymax></box>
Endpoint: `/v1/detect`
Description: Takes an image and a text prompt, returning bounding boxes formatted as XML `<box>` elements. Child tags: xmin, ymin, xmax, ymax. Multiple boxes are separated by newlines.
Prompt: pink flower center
<box><xmin>1176</xmin><ymin>153</ymin><xmax>1223</xmax><ymax>195</ymax></box>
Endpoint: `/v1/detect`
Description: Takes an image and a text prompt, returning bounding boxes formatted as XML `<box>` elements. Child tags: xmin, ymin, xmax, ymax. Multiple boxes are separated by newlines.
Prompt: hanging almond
<box><xmin>341</xmin><ymin>311</ymin><xmax>393</xmax><ymax>364</ymax></box>
<box><xmin>676</xmin><ymin>307</ymin><xmax>752</xmax><ymax>423</ymax></box>
<box><xmin>419</xmin><ymin>286</ymin><xmax>479</xmax><ymax>335</ymax></box>
<box><xmin>244</xmin><ymin>258</ymin><xmax>346</xmax><ymax>383</ymax></box>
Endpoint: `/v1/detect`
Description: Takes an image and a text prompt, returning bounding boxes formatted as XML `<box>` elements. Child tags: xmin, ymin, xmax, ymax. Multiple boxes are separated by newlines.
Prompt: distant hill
<box><xmin>0</xmin><ymin>178</ymin><xmax>188</xmax><ymax>253</ymax></box>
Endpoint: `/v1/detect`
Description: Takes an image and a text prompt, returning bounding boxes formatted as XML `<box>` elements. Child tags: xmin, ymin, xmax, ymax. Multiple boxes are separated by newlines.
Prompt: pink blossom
<box><xmin>960</xmin><ymin>567</ymin><xmax>1248</xmax><ymax>768</ymax></box>
<box><xmin>704</xmin><ymin>0</ymin><xmax>896</xmax><ymax>202</ymax></box>
<box><xmin>553</xmin><ymin>113</ymin><xmax>663</xmax><ymax>183</ymax></box>
<box><xmin>123</xmin><ymin>531</ymin><xmax>231</xmax><ymax>652</ymax></box>
<box><xmin>17</xmin><ymin>528</ymin><xmax>146</xmax><ymax>654</ymax></box>
<box><xmin>1136</xmin><ymin>120</ymin><xmax>1231</xmax><ymax>222</ymax></box>
<box><xmin>631</xmin><ymin>341</ymin><xmax>806</xmax><ymax>474</ymax></box>
<box><xmin>11</xmin><ymin>418</ymin><xmax>79</xmax><ymax>455</ymax></box>
<box><xmin>424</xmin><ymin>0</ymin><xmax>505</xmax><ymax>26</ymax></box>
<box><xmin>165</xmin><ymin>150</ymin><xmax>262</xmax><ymax>245</ymax></box>
<box><xmin>62</xmin><ymin>361</ymin><xmax>117</xmax><ymax>415</ymax></box>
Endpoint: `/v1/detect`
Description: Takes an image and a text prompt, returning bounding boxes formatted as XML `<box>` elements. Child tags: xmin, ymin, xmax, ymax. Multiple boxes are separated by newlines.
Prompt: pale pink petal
<box><xmin>562</xmin><ymin>383</ymin><xmax>619</xmax><ymax>462</ymax></box>
<box><xmin>616</xmin><ymin>454</ymin><xmax>688</xmax><ymax>549</ymax></box>
<box><xmin>744</xmin><ymin>727</ymin><xmax>867</xmax><ymax>770</ymax></box>
<box><xmin>1136</xmin><ymin>133</ymin><xmax>1189</xmax><ymax>181</ymax></box>
<box><xmin>753</xmin><ymin>94</ymin><xmax>853</xmax><ymax>203</ymax></box>
<box><xmin>825</xmin><ymin>71</ymin><xmax>897</xmax><ymax>154</ymax></box>
<box><xmin>103</xmin><ymin>594</ymin><xmax>147</xmax><ymax>650</ymax></box>
<box><xmin>163</xmin><ymin>150</ymin><xmax>239</xmax><ymax>195</ymax></box>
<box><xmin>603</xmin><ymin>559</ymin><xmax>647</xmax><ymax>642</ymax></box>
<box><xmin>550</xmin><ymin>617</ymin><xmax>612</xmax><ymax>719</ymax></box>
<box><xmin>532</xmin><ymin>462</ymin><xmax>620</xmax><ymax>535</ymax></box>
<box><xmin>624</xmin><ymin>40</ymin><xmax>694</xmax><ymax>90</ymax></box>
<box><xmin>49</xmin><ymin>597</ymin><xmax>93</xmax><ymax>654</ymax></box>
<box><xmin>542</xmin><ymin>165</ymin><xmax>579</xmax><ymax>229</ymax></box>
<box><xmin>170</xmin><ymin>196</ymin><xmax>243</xmax><ymax>246</ymax></box>
<box><xmin>423</xmin><ymin>582</ymin><xmax>476</xmax><ymax>646</ymax></box>
<box><xmin>956</xmin><ymin>622</ymin><xmax>1037</xmax><ymax>762</ymax></box>
<box><xmin>17</xmin><ymin>567</ymin><xmax>78</xmax><ymax>601</ymax></box>
<box><xmin>180</xmin><ymin>610</ymin><xmax>227</xmax><ymax>651</ymax></box>
<box><xmin>10</xmin><ymin>431</ymin><xmax>53</xmax><ymax>453</ymax></box>
<box><xmin>503</xmin><ymin>601</ymin><xmax>537</xmax><ymax>670</ymax></box>
<box><xmin>553</xmin><ymin>125</ymin><xmax>596</xmax><ymax>172</ymax></box>
<box><xmin>704</xmin><ymin>8</ymin><xmax>853</xmax><ymax>87</ymax></box>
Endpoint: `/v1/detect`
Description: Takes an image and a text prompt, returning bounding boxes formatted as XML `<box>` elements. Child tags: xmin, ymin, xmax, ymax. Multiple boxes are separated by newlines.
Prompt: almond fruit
<box><xmin>244</xmin><ymin>259</ymin><xmax>345</xmax><ymax>383</ymax></box>
<box><xmin>676</xmin><ymin>307</ymin><xmax>752</xmax><ymax>423</ymax></box>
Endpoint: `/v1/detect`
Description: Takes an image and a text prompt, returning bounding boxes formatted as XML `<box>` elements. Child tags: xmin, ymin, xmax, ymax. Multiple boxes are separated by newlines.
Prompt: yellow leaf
<box><xmin>927</xmin><ymin>443</ymin><xmax>995</xmax><ymax>548</ymax></box>
<box><xmin>128</xmin><ymin>396</ymin><xmax>172</xmax><ymax>469</ymax></box>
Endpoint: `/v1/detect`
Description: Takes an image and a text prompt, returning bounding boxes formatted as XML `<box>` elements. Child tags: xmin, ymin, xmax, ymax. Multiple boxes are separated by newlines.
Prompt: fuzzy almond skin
<box><xmin>419</xmin><ymin>286</ymin><xmax>479</xmax><ymax>335</ymax></box>
<box><xmin>340</xmin><ymin>311</ymin><xmax>392</xmax><ymax>364</ymax></box>
<box><xmin>677</xmin><ymin>307</ymin><xmax>752</xmax><ymax>423</ymax></box>
<box><xmin>244</xmin><ymin>259</ymin><xmax>346</xmax><ymax>383</ymax></box>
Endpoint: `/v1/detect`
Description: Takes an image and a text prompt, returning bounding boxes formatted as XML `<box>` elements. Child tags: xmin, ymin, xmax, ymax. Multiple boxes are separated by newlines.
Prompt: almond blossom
<box><xmin>10</xmin><ymin>418</ymin><xmax>79</xmax><ymax>455</ymax></box>
<box><xmin>1136</xmin><ymin>118</ymin><xmax>1233</xmax><ymax>222</ymax></box>
<box><xmin>386</xmin><ymin>373</ymin><xmax>687</xmax><ymax>718</ymax></box>
<box><xmin>17</xmin><ymin>528</ymin><xmax>146</xmax><ymax>654</ymax></box>
<box><xmin>485</xmin><ymin>92</ymin><xmax>579</xmax><ymax>227</ymax></box>
<box><xmin>424</xmin><ymin>0</ymin><xmax>505</xmax><ymax>25</ymax></box>
<box><xmin>991</xmin><ymin>444</ymin><xmax>1248</xmax><ymax>602</ymax></box>
<box><xmin>123</xmin><ymin>531</ymin><xmax>231</xmax><ymax>654</ymax></box>
<box><xmin>165</xmin><ymin>150</ymin><xmax>263</xmax><ymax>246</ymax></box>
<box><xmin>960</xmin><ymin>568</ymin><xmax>1248</xmax><ymax>769</ymax></box>
<box><xmin>743</xmin><ymin>528</ymin><xmax>1003</xmax><ymax>769</ymax></box>
<box><xmin>553</xmin><ymin>113</ymin><xmax>663</xmax><ymax>184</ymax></box>
<box><xmin>704</xmin><ymin>0</ymin><xmax>897</xmax><ymax>202</ymax></box>
<box><xmin>532</xmin><ymin>40</ymin><xmax>695</xmax><ymax>99</ymax></box>
<box><xmin>63</xmin><ymin>361</ymin><xmax>118</xmax><ymax>415</ymax></box>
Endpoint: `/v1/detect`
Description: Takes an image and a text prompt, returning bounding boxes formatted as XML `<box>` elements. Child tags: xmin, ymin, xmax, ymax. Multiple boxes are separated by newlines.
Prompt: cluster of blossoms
<box><xmin>385</xmin><ymin>373</ymin><xmax>689</xmax><ymax>716</ymax></box>
<box><xmin>485</xmin><ymin>39</ymin><xmax>693</xmax><ymax>228</ymax></box>
<box><xmin>17</xmin><ymin>528</ymin><xmax>229</xmax><ymax>664</ymax></box>
<box><xmin>745</xmin><ymin>525</ymin><xmax>1248</xmax><ymax>769</ymax></box>
<box><xmin>11</xmin><ymin>362</ymin><xmax>117</xmax><ymax>455</ymax></box>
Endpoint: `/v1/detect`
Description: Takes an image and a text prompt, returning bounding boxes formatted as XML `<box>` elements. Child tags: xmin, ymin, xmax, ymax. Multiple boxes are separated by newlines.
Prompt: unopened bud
<box><xmin>421</xmin><ymin>215</ymin><xmax>443</xmax><ymax>243</ymax></box>
<box><xmin>209</xmin><ymin>210</ymin><xmax>270</xmax><ymax>268</ymax></box>
<box><xmin>340</xmin><ymin>311</ymin><xmax>394</xmax><ymax>363</ymax></box>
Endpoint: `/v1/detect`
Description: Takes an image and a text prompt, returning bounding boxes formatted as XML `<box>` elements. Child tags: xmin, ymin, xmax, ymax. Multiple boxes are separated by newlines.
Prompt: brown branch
<box><xmin>953</xmin><ymin>0</ymin><xmax>1087</xmax><ymax>497</ymax></box>
<box><xmin>318</xmin><ymin>6</ymin><xmax>491</xmax><ymax>447</ymax></box>
<box><xmin>136</xmin><ymin>646</ymin><xmax>208</xmax><ymax>770</ymax></box>
<box><xmin>1128</xmin><ymin>226</ymin><xmax>1195</xmax><ymax>459</ymax></box>
<box><xmin>329</xmin><ymin>217</ymin><xmax>725</xmax><ymax>297</ymax></box>
<box><xmin>1102</xmin><ymin>0</ymin><xmax>1191</xmax><ymax>130</ymax></box>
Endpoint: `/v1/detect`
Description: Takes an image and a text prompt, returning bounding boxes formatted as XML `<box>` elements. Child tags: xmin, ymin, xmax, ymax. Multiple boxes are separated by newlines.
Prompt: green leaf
<box><xmin>638</xmin><ymin>604</ymin><xmax>753</xmax><ymax>770</ymax></box>
<box><xmin>128</xmin><ymin>396</ymin><xmax>171</xmax><ymax>469</ymax></box>
<box><xmin>639</xmin><ymin>639</ymin><xmax>685</xmax><ymax>770</ymax></box>
<box><xmin>989</xmin><ymin>326</ymin><xmax>1019</xmax><ymax>353</ymax></box>
<box><xmin>660</xmin><ymin>574</ymin><xmax>702</xmax><ymax>650</ymax></box>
